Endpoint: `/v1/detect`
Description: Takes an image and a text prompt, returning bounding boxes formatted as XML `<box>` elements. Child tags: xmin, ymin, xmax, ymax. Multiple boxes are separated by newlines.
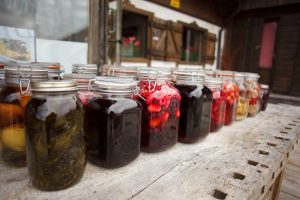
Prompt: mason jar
<box><xmin>173</xmin><ymin>72</ymin><xmax>212</xmax><ymax>143</ymax></box>
<box><xmin>234</xmin><ymin>73</ymin><xmax>249</xmax><ymax>120</ymax></box>
<box><xmin>24</xmin><ymin>80</ymin><xmax>86</xmax><ymax>190</ymax></box>
<box><xmin>85</xmin><ymin>76</ymin><xmax>141</xmax><ymax>168</ymax></box>
<box><xmin>104</xmin><ymin>66</ymin><xmax>138</xmax><ymax>79</ymax></box>
<box><xmin>245</xmin><ymin>73</ymin><xmax>260</xmax><ymax>117</ymax></box>
<box><xmin>137</xmin><ymin>69</ymin><xmax>180</xmax><ymax>152</ymax></box>
<box><xmin>64</xmin><ymin>74</ymin><xmax>96</xmax><ymax>106</ymax></box>
<box><xmin>218</xmin><ymin>71</ymin><xmax>239</xmax><ymax>125</ymax></box>
<box><xmin>0</xmin><ymin>63</ymin><xmax>48</xmax><ymax>166</ymax></box>
<box><xmin>260</xmin><ymin>84</ymin><xmax>270</xmax><ymax>111</ymax></box>
<box><xmin>205</xmin><ymin>77</ymin><xmax>226</xmax><ymax>132</ymax></box>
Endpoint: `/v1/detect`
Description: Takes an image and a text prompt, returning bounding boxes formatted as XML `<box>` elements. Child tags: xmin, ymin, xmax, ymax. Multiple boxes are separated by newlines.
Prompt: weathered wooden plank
<box><xmin>0</xmin><ymin>103</ymin><xmax>299</xmax><ymax>200</ymax></box>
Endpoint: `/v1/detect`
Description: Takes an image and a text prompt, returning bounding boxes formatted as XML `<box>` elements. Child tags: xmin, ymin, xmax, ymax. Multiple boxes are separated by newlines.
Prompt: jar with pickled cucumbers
<box><xmin>245</xmin><ymin>73</ymin><xmax>260</xmax><ymax>117</ymax></box>
<box><xmin>0</xmin><ymin>63</ymin><xmax>48</xmax><ymax>166</ymax></box>
<box><xmin>137</xmin><ymin>69</ymin><xmax>180</xmax><ymax>152</ymax></box>
<box><xmin>64</xmin><ymin>74</ymin><xmax>96</xmax><ymax>106</ymax></box>
<box><xmin>234</xmin><ymin>73</ymin><xmax>249</xmax><ymax>120</ymax></box>
<box><xmin>219</xmin><ymin>71</ymin><xmax>239</xmax><ymax>125</ymax></box>
<box><xmin>24</xmin><ymin>80</ymin><xmax>86</xmax><ymax>190</ymax></box>
<box><xmin>260</xmin><ymin>84</ymin><xmax>269</xmax><ymax>111</ymax></box>
<box><xmin>85</xmin><ymin>77</ymin><xmax>141</xmax><ymax>168</ymax></box>
<box><xmin>173</xmin><ymin>72</ymin><xmax>212</xmax><ymax>143</ymax></box>
<box><xmin>205</xmin><ymin>77</ymin><xmax>226</xmax><ymax>132</ymax></box>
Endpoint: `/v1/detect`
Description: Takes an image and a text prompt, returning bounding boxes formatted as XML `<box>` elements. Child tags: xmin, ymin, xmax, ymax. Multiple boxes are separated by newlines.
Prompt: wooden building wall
<box><xmin>223</xmin><ymin>4</ymin><xmax>300</xmax><ymax>96</ymax></box>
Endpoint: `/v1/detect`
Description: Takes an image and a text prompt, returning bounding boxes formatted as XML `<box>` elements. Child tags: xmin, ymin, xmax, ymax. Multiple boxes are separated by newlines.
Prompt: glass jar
<box><xmin>85</xmin><ymin>76</ymin><xmax>141</xmax><ymax>168</ymax></box>
<box><xmin>24</xmin><ymin>80</ymin><xmax>86</xmax><ymax>190</ymax></box>
<box><xmin>0</xmin><ymin>64</ymin><xmax>4</xmax><ymax>93</ymax></box>
<box><xmin>245</xmin><ymin>73</ymin><xmax>260</xmax><ymax>117</ymax></box>
<box><xmin>0</xmin><ymin>63</ymin><xmax>48</xmax><ymax>166</ymax></box>
<box><xmin>234</xmin><ymin>73</ymin><xmax>249</xmax><ymax>120</ymax></box>
<box><xmin>64</xmin><ymin>74</ymin><xmax>96</xmax><ymax>106</ymax></box>
<box><xmin>72</xmin><ymin>64</ymin><xmax>98</xmax><ymax>75</ymax></box>
<box><xmin>173</xmin><ymin>72</ymin><xmax>212</xmax><ymax>143</ymax></box>
<box><xmin>260</xmin><ymin>84</ymin><xmax>270</xmax><ymax>111</ymax></box>
<box><xmin>137</xmin><ymin>69</ymin><xmax>180</xmax><ymax>152</ymax></box>
<box><xmin>205</xmin><ymin>77</ymin><xmax>226</xmax><ymax>132</ymax></box>
<box><xmin>219</xmin><ymin>71</ymin><xmax>239</xmax><ymax>125</ymax></box>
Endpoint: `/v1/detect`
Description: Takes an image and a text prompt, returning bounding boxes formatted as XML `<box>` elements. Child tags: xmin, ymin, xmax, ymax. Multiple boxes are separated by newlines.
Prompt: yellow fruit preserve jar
<box><xmin>0</xmin><ymin>63</ymin><xmax>48</xmax><ymax>166</ymax></box>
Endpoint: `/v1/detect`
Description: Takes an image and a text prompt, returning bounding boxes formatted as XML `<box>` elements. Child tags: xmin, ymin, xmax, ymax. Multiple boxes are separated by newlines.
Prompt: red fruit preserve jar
<box><xmin>218</xmin><ymin>71</ymin><xmax>239</xmax><ymax>125</ymax></box>
<box><xmin>174</xmin><ymin>72</ymin><xmax>212</xmax><ymax>143</ymax></box>
<box><xmin>64</xmin><ymin>74</ymin><xmax>96</xmax><ymax>106</ymax></box>
<box><xmin>137</xmin><ymin>69</ymin><xmax>180</xmax><ymax>152</ymax></box>
<box><xmin>245</xmin><ymin>73</ymin><xmax>260</xmax><ymax>117</ymax></box>
<box><xmin>85</xmin><ymin>77</ymin><xmax>141</xmax><ymax>168</ymax></box>
<box><xmin>205</xmin><ymin>77</ymin><xmax>226</xmax><ymax>132</ymax></box>
<box><xmin>260</xmin><ymin>84</ymin><xmax>269</xmax><ymax>111</ymax></box>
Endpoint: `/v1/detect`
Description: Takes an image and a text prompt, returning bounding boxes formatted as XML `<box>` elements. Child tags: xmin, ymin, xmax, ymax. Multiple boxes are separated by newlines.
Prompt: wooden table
<box><xmin>1</xmin><ymin>103</ymin><xmax>300</xmax><ymax>200</ymax></box>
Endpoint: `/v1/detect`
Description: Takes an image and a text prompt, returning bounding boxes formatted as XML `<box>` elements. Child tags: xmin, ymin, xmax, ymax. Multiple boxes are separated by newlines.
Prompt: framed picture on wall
<box><xmin>0</xmin><ymin>25</ymin><xmax>35</xmax><ymax>62</ymax></box>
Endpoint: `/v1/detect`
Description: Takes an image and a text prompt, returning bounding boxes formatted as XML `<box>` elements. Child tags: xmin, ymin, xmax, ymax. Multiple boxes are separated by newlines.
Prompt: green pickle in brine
<box><xmin>25</xmin><ymin>93</ymin><xmax>86</xmax><ymax>191</ymax></box>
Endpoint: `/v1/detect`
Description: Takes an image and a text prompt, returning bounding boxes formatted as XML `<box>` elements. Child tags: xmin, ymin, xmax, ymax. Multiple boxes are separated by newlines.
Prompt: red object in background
<box><xmin>259</xmin><ymin>22</ymin><xmax>278</xmax><ymax>69</ymax></box>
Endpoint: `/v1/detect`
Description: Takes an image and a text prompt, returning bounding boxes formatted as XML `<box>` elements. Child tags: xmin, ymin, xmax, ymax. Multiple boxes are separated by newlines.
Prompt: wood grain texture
<box><xmin>0</xmin><ymin>103</ymin><xmax>300</xmax><ymax>200</ymax></box>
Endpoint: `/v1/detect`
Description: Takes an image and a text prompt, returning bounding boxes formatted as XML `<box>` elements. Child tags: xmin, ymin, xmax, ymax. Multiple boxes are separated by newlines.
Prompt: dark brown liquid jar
<box><xmin>0</xmin><ymin>63</ymin><xmax>48</xmax><ymax>166</ymax></box>
<box><xmin>173</xmin><ymin>71</ymin><xmax>212</xmax><ymax>143</ymax></box>
<box><xmin>24</xmin><ymin>80</ymin><xmax>86</xmax><ymax>190</ymax></box>
<box><xmin>85</xmin><ymin>76</ymin><xmax>141</xmax><ymax>168</ymax></box>
<box><xmin>204</xmin><ymin>77</ymin><xmax>226</xmax><ymax>133</ymax></box>
<box><xmin>260</xmin><ymin>84</ymin><xmax>270</xmax><ymax>111</ymax></box>
<box><xmin>137</xmin><ymin>69</ymin><xmax>181</xmax><ymax>152</ymax></box>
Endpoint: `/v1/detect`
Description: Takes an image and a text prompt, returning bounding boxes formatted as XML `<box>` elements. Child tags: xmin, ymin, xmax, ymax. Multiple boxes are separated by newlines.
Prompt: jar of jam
<box><xmin>24</xmin><ymin>80</ymin><xmax>86</xmax><ymax>190</ymax></box>
<box><xmin>72</xmin><ymin>64</ymin><xmax>98</xmax><ymax>75</ymax></box>
<box><xmin>245</xmin><ymin>73</ymin><xmax>260</xmax><ymax>117</ymax></box>
<box><xmin>205</xmin><ymin>77</ymin><xmax>226</xmax><ymax>132</ymax></box>
<box><xmin>218</xmin><ymin>71</ymin><xmax>239</xmax><ymax>125</ymax></box>
<box><xmin>85</xmin><ymin>76</ymin><xmax>141</xmax><ymax>168</ymax></box>
<box><xmin>137</xmin><ymin>69</ymin><xmax>180</xmax><ymax>152</ymax></box>
<box><xmin>64</xmin><ymin>74</ymin><xmax>96</xmax><ymax>106</ymax></box>
<box><xmin>260</xmin><ymin>84</ymin><xmax>269</xmax><ymax>111</ymax></box>
<box><xmin>234</xmin><ymin>73</ymin><xmax>249</xmax><ymax>120</ymax></box>
<box><xmin>0</xmin><ymin>63</ymin><xmax>48</xmax><ymax>166</ymax></box>
<box><xmin>173</xmin><ymin>72</ymin><xmax>212</xmax><ymax>143</ymax></box>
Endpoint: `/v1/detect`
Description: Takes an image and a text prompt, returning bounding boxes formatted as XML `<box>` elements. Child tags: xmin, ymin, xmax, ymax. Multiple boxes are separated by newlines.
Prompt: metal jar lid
<box><xmin>5</xmin><ymin>63</ymin><xmax>49</xmax><ymax>85</ymax></box>
<box><xmin>204</xmin><ymin>76</ymin><xmax>222</xmax><ymax>88</ymax></box>
<box><xmin>31</xmin><ymin>80</ymin><xmax>77</xmax><ymax>92</ymax></box>
<box><xmin>261</xmin><ymin>84</ymin><xmax>269</xmax><ymax>89</ymax></box>
<box><xmin>177</xmin><ymin>65</ymin><xmax>204</xmax><ymax>72</ymax></box>
<box><xmin>104</xmin><ymin>66</ymin><xmax>138</xmax><ymax>78</ymax></box>
<box><xmin>174</xmin><ymin>71</ymin><xmax>205</xmax><ymax>83</ymax></box>
<box><xmin>137</xmin><ymin>68</ymin><xmax>172</xmax><ymax>80</ymax></box>
<box><xmin>92</xmin><ymin>76</ymin><xmax>138</xmax><ymax>94</ymax></box>
<box><xmin>72</xmin><ymin>64</ymin><xmax>97</xmax><ymax>74</ymax></box>
<box><xmin>234</xmin><ymin>72</ymin><xmax>246</xmax><ymax>82</ymax></box>
<box><xmin>245</xmin><ymin>72</ymin><xmax>260</xmax><ymax>81</ymax></box>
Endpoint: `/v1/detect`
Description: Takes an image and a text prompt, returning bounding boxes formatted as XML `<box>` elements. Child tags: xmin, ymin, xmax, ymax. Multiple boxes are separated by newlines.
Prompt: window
<box><xmin>0</xmin><ymin>0</ymin><xmax>89</xmax><ymax>72</ymax></box>
<box><xmin>181</xmin><ymin>25</ymin><xmax>207</xmax><ymax>64</ymax></box>
<box><xmin>122</xmin><ymin>11</ymin><xmax>148</xmax><ymax>58</ymax></box>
